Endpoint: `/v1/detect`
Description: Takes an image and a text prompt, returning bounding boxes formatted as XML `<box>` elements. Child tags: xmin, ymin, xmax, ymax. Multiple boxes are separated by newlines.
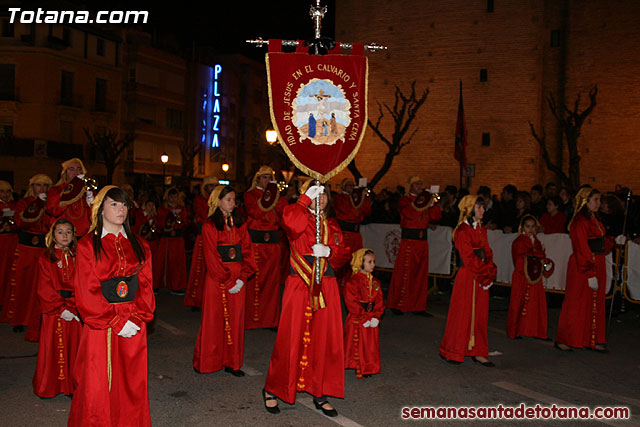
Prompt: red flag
<box><xmin>454</xmin><ymin>81</ymin><xmax>467</xmax><ymax>169</ymax></box>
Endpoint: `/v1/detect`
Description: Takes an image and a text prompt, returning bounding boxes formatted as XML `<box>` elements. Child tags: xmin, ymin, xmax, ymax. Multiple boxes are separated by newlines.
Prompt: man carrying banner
<box><xmin>244</xmin><ymin>166</ymin><xmax>287</xmax><ymax>329</ymax></box>
<box><xmin>387</xmin><ymin>176</ymin><xmax>442</xmax><ymax>315</ymax></box>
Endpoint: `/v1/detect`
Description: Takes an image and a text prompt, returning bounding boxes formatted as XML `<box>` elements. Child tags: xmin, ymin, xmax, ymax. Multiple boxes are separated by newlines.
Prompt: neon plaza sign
<box><xmin>201</xmin><ymin>64</ymin><xmax>223</xmax><ymax>148</ymax></box>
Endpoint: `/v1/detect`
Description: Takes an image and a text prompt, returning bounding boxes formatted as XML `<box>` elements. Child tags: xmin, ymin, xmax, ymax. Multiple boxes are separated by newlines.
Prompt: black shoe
<box><xmin>268</xmin><ymin>327</ymin><xmax>278</xmax><ymax>333</ymax></box>
<box><xmin>471</xmin><ymin>357</ymin><xmax>495</xmax><ymax>367</ymax></box>
<box><xmin>414</xmin><ymin>311</ymin><xmax>433</xmax><ymax>317</ymax></box>
<box><xmin>553</xmin><ymin>341</ymin><xmax>572</xmax><ymax>352</ymax></box>
<box><xmin>190</xmin><ymin>306</ymin><xmax>201</xmax><ymax>312</ymax></box>
<box><xmin>362</xmin><ymin>374</ymin><xmax>372</xmax><ymax>378</ymax></box>
<box><xmin>224</xmin><ymin>367</ymin><xmax>245</xmax><ymax>377</ymax></box>
<box><xmin>440</xmin><ymin>354</ymin><xmax>462</xmax><ymax>365</ymax></box>
<box><xmin>390</xmin><ymin>309</ymin><xmax>404</xmax><ymax>315</ymax></box>
<box><xmin>314</xmin><ymin>400</ymin><xmax>338</xmax><ymax>417</ymax></box>
<box><xmin>170</xmin><ymin>290</ymin><xmax>186</xmax><ymax>295</ymax></box>
<box><xmin>513</xmin><ymin>335</ymin><xmax>523</xmax><ymax>340</ymax></box>
<box><xmin>262</xmin><ymin>388</ymin><xmax>280</xmax><ymax>414</ymax></box>
<box><xmin>12</xmin><ymin>325</ymin><xmax>24</xmax><ymax>333</ymax></box>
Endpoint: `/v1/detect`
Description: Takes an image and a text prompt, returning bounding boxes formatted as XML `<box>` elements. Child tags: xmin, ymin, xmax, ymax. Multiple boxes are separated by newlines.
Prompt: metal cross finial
<box><xmin>310</xmin><ymin>0</ymin><xmax>327</xmax><ymax>39</ymax></box>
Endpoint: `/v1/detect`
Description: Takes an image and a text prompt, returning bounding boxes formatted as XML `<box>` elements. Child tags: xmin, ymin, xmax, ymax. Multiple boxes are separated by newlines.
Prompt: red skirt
<box><xmin>506</xmin><ymin>271</ymin><xmax>547</xmax><ymax>339</ymax></box>
<box><xmin>0</xmin><ymin>233</ymin><xmax>18</xmax><ymax>308</ymax></box>
<box><xmin>154</xmin><ymin>237</ymin><xmax>187</xmax><ymax>291</ymax></box>
<box><xmin>344</xmin><ymin>314</ymin><xmax>380</xmax><ymax>377</ymax></box>
<box><xmin>387</xmin><ymin>239</ymin><xmax>431</xmax><ymax>312</ymax></box>
<box><xmin>244</xmin><ymin>242</ymin><xmax>281</xmax><ymax>329</ymax></box>
<box><xmin>184</xmin><ymin>235</ymin><xmax>205</xmax><ymax>307</ymax></box>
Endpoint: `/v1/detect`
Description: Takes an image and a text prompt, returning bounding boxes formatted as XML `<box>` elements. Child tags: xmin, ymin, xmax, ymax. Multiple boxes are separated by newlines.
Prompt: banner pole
<box><xmin>315</xmin><ymin>180</ymin><xmax>321</xmax><ymax>286</ymax></box>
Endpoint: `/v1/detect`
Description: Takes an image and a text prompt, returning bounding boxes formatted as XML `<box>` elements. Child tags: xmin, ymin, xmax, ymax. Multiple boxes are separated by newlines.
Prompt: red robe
<box><xmin>0</xmin><ymin>199</ymin><xmax>18</xmax><ymax>308</ymax></box>
<box><xmin>333</xmin><ymin>192</ymin><xmax>371</xmax><ymax>291</ymax></box>
<box><xmin>440</xmin><ymin>222</ymin><xmax>497</xmax><ymax>362</ymax></box>
<box><xmin>33</xmin><ymin>249</ymin><xmax>82</xmax><ymax>398</ymax></box>
<box><xmin>555</xmin><ymin>214</ymin><xmax>613</xmax><ymax>349</ymax></box>
<box><xmin>155</xmin><ymin>205</ymin><xmax>189</xmax><ymax>291</ymax></box>
<box><xmin>344</xmin><ymin>272</ymin><xmax>385</xmax><ymax>378</ymax></box>
<box><xmin>1</xmin><ymin>196</ymin><xmax>50</xmax><ymax>343</ymax></box>
<box><xmin>264</xmin><ymin>195</ymin><xmax>351</xmax><ymax>404</ymax></box>
<box><xmin>506</xmin><ymin>234</ymin><xmax>548</xmax><ymax>339</ymax></box>
<box><xmin>243</xmin><ymin>187</ymin><xmax>287</xmax><ymax>329</ymax></box>
<box><xmin>539</xmin><ymin>211</ymin><xmax>568</xmax><ymax>234</ymax></box>
<box><xmin>185</xmin><ymin>194</ymin><xmax>210</xmax><ymax>307</ymax></box>
<box><xmin>46</xmin><ymin>181</ymin><xmax>92</xmax><ymax>237</ymax></box>
<box><xmin>132</xmin><ymin>210</ymin><xmax>161</xmax><ymax>291</ymax></box>
<box><xmin>68</xmin><ymin>232</ymin><xmax>155</xmax><ymax>427</ymax></box>
<box><xmin>193</xmin><ymin>220</ymin><xmax>256</xmax><ymax>373</ymax></box>
<box><xmin>387</xmin><ymin>195</ymin><xmax>442</xmax><ymax>312</ymax></box>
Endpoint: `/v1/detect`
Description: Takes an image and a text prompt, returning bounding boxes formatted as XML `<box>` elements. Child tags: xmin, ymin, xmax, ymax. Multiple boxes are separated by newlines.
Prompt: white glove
<box><xmin>86</xmin><ymin>191</ymin><xmax>94</xmax><ymax>204</ymax></box>
<box><xmin>305</xmin><ymin>184</ymin><xmax>325</xmax><ymax>201</ymax></box>
<box><xmin>77</xmin><ymin>174</ymin><xmax>85</xmax><ymax>180</ymax></box>
<box><xmin>38</xmin><ymin>193</ymin><xmax>47</xmax><ymax>201</ymax></box>
<box><xmin>369</xmin><ymin>318</ymin><xmax>379</xmax><ymax>328</ymax></box>
<box><xmin>228</xmin><ymin>279</ymin><xmax>244</xmax><ymax>294</ymax></box>
<box><xmin>588</xmin><ymin>277</ymin><xmax>599</xmax><ymax>290</ymax></box>
<box><xmin>362</xmin><ymin>320</ymin><xmax>371</xmax><ymax>328</ymax></box>
<box><xmin>117</xmin><ymin>320</ymin><xmax>141</xmax><ymax>338</ymax></box>
<box><xmin>171</xmin><ymin>209</ymin><xmax>180</xmax><ymax>215</ymax></box>
<box><xmin>615</xmin><ymin>234</ymin><xmax>627</xmax><ymax>245</ymax></box>
<box><xmin>60</xmin><ymin>309</ymin><xmax>76</xmax><ymax>322</ymax></box>
<box><xmin>312</xmin><ymin>243</ymin><xmax>331</xmax><ymax>258</ymax></box>
<box><xmin>544</xmin><ymin>262</ymin><xmax>553</xmax><ymax>272</ymax></box>
<box><xmin>482</xmin><ymin>281</ymin><xmax>493</xmax><ymax>290</ymax></box>
<box><xmin>148</xmin><ymin>218</ymin><xmax>154</xmax><ymax>224</ymax></box>
<box><xmin>2</xmin><ymin>209</ymin><xmax>14</xmax><ymax>217</ymax></box>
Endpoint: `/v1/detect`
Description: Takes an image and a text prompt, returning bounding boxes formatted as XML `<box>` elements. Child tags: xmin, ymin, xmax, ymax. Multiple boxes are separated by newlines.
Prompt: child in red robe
<box><xmin>33</xmin><ymin>218</ymin><xmax>82</xmax><ymax>398</ymax></box>
<box><xmin>344</xmin><ymin>248</ymin><xmax>385</xmax><ymax>379</ymax></box>
<box><xmin>506</xmin><ymin>215</ymin><xmax>554</xmax><ymax>340</ymax></box>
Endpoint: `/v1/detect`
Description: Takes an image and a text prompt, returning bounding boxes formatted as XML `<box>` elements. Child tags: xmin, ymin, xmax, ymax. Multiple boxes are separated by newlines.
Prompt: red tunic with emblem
<box><xmin>555</xmin><ymin>214</ymin><xmax>613</xmax><ymax>349</ymax></box>
<box><xmin>46</xmin><ymin>178</ymin><xmax>92</xmax><ymax>237</ymax></box>
<box><xmin>264</xmin><ymin>194</ymin><xmax>351</xmax><ymax>404</ymax></box>
<box><xmin>333</xmin><ymin>192</ymin><xmax>371</xmax><ymax>291</ymax></box>
<box><xmin>387</xmin><ymin>195</ymin><xmax>442</xmax><ymax>312</ymax></box>
<box><xmin>243</xmin><ymin>187</ymin><xmax>287</xmax><ymax>329</ymax></box>
<box><xmin>155</xmin><ymin>205</ymin><xmax>189</xmax><ymax>291</ymax></box>
<box><xmin>440</xmin><ymin>222</ymin><xmax>497</xmax><ymax>362</ymax></box>
<box><xmin>1</xmin><ymin>196</ymin><xmax>50</xmax><ymax>342</ymax></box>
<box><xmin>68</xmin><ymin>231</ymin><xmax>155</xmax><ymax>427</ymax></box>
<box><xmin>193</xmin><ymin>219</ymin><xmax>256</xmax><ymax>373</ymax></box>
<box><xmin>0</xmin><ymin>199</ymin><xmax>18</xmax><ymax>308</ymax></box>
<box><xmin>185</xmin><ymin>194</ymin><xmax>209</xmax><ymax>307</ymax></box>
<box><xmin>344</xmin><ymin>271</ymin><xmax>385</xmax><ymax>378</ymax></box>
<box><xmin>539</xmin><ymin>211</ymin><xmax>568</xmax><ymax>234</ymax></box>
<box><xmin>506</xmin><ymin>234</ymin><xmax>549</xmax><ymax>339</ymax></box>
<box><xmin>33</xmin><ymin>248</ymin><xmax>82</xmax><ymax>398</ymax></box>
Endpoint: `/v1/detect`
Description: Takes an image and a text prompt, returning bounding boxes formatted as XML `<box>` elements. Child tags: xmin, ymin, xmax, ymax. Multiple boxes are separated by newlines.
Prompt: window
<box><xmin>551</xmin><ymin>30</ymin><xmax>561</xmax><ymax>47</ymax></box>
<box><xmin>0</xmin><ymin>64</ymin><xmax>15</xmax><ymax>100</ymax></box>
<box><xmin>480</xmin><ymin>68</ymin><xmax>488</xmax><ymax>82</ymax></box>
<box><xmin>95</xmin><ymin>78</ymin><xmax>107</xmax><ymax>111</ymax></box>
<box><xmin>60</xmin><ymin>121</ymin><xmax>73</xmax><ymax>143</ymax></box>
<box><xmin>482</xmin><ymin>132</ymin><xmax>491</xmax><ymax>146</ymax></box>
<box><xmin>166</xmin><ymin>108</ymin><xmax>183</xmax><ymax>129</ymax></box>
<box><xmin>97</xmin><ymin>38</ymin><xmax>105</xmax><ymax>56</ymax></box>
<box><xmin>128</xmin><ymin>67</ymin><xmax>136</xmax><ymax>83</ymax></box>
<box><xmin>1</xmin><ymin>19</ymin><xmax>14</xmax><ymax>37</ymax></box>
<box><xmin>61</xmin><ymin>71</ymin><xmax>74</xmax><ymax>106</ymax></box>
<box><xmin>487</xmin><ymin>0</ymin><xmax>494</xmax><ymax>13</ymax></box>
<box><xmin>0</xmin><ymin>125</ymin><xmax>13</xmax><ymax>137</ymax></box>
<box><xmin>62</xmin><ymin>28</ymin><xmax>71</xmax><ymax>46</ymax></box>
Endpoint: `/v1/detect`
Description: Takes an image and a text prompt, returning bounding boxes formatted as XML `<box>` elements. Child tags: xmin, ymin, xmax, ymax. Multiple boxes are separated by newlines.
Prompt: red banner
<box><xmin>266</xmin><ymin>49</ymin><xmax>368</xmax><ymax>182</ymax></box>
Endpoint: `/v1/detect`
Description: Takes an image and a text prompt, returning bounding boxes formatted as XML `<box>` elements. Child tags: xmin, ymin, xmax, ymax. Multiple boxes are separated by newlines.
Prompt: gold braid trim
<box><xmin>107</xmin><ymin>328</ymin><xmax>112</xmax><ymax>392</ymax></box>
<box><xmin>468</xmin><ymin>280</ymin><xmax>476</xmax><ymax>351</ymax></box>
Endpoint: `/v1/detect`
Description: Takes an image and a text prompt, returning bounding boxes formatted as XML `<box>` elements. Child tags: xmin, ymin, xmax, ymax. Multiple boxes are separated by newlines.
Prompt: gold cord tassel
<box><xmin>56</xmin><ymin>317</ymin><xmax>66</xmax><ymax>380</ymax></box>
<box><xmin>296</xmin><ymin>305</ymin><xmax>313</xmax><ymax>390</ymax></box>
<box><xmin>468</xmin><ymin>280</ymin><xmax>476</xmax><ymax>351</ymax></box>
<box><xmin>107</xmin><ymin>328</ymin><xmax>112</xmax><ymax>392</ymax></box>
<box><xmin>221</xmin><ymin>283</ymin><xmax>233</xmax><ymax>345</ymax></box>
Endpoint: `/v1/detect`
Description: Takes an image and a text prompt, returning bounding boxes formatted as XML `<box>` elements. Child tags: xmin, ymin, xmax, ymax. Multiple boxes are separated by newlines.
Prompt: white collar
<box><xmin>101</xmin><ymin>226</ymin><xmax>128</xmax><ymax>239</ymax></box>
<box><xmin>256</xmin><ymin>186</ymin><xmax>264</xmax><ymax>190</ymax></box>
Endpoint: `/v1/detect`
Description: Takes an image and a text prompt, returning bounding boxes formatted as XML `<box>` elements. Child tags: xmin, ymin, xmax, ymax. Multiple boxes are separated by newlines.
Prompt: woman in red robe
<box><xmin>193</xmin><ymin>185</ymin><xmax>256</xmax><ymax>375</ymax></box>
<box><xmin>263</xmin><ymin>179</ymin><xmax>350</xmax><ymax>417</ymax></box>
<box><xmin>155</xmin><ymin>187</ymin><xmax>189</xmax><ymax>292</ymax></box>
<box><xmin>440</xmin><ymin>195</ymin><xmax>497</xmax><ymax>366</ymax></box>
<box><xmin>33</xmin><ymin>218</ymin><xmax>82</xmax><ymax>398</ymax></box>
<box><xmin>344</xmin><ymin>248</ymin><xmax>385</xmax><ymax>379</ymax></box>
<box><xmin>68</xmin><ymin>186</ymin><xmax>155</xmax><ymax>427</ymax></box>
<box><xmin>506</xmin><ymin>215</ymin><xmax>553</xmax><ymax>340</ymax></box>
<box><xmin>555</xmin><ymin>188</ymin><xmax>621</xmax><ymax>352</ymax></box>
<box><xmin>185</xmin><ymin>175</ymin><xmax>218</xmax><ymax>308</ymax></box>
<box><xmin>539</xmin><ymin>196</ymin><xmax>568</xmax><ymax>234</ymax></box>
<box><xmin>387</xmin><ymin>176</ymin><xmax>442</xmax><ymax>314</ymax></box>
<box><xmin>243</xmin><ymin>166</ymin><xmax>287</xmax><ymax>329</ymax></box>
<box><xmin>45</xmin><ymin>158</ymin><xmax>93</xmax><ymax>238</ymax></box>
<box><xmin>0</xmin><ymin>180</ymin><xmax>18</xmax><ymax>309</ymax></box>
<box><xmin>1</xmin><ymin>174</ymin><xmax>52</xmax><ymax>342</ymax></box>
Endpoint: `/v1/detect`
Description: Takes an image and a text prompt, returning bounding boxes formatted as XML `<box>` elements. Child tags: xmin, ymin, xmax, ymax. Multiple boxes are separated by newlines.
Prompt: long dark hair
<box><xmin>466</xmin><ymin>196</ymin><xmax>485</xmax><ymax>225</ymax></box>
<box><xmin>579</xmin><ymin>188</ymin><xmax>601</xmax><ymax>220</ymax></box>
<box><xmin>210</xmin><ymin>186</ymin><xmax>244</xmax><ymax>231</ymax></box>
<box><xmin>46</xmin><ymin>218</ymin><xmax>76</xmax><ymax>262</ymax></box>
<box><xmin>92</xmin><ymin>187</ymin><xmax>146</xmax><ymax>263</ymax></box>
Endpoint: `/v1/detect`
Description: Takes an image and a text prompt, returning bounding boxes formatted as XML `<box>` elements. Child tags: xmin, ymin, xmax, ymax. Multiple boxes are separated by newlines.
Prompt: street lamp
<box><xmin>265</xmin><ymin>129</ymin><xmax>278</xmax><ymax>145</ymax></box>
<box><xmin>161</xmin><ymin>152</ymin><xmax>169</xmax><ymax>194</ymax></box>
<box><xmin>222</xmin><ymin>163</ymin><xmax>230</xmax><ymax>180</ymax></box>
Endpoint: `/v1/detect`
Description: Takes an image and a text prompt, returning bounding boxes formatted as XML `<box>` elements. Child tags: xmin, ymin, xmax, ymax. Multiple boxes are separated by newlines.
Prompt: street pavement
<box><xmin>1</xmin><ymin>286</ymin><xmax>639</xmax><ymax>426</ymax></box>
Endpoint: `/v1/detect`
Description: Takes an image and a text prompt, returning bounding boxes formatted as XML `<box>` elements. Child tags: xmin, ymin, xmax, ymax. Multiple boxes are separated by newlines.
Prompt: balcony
<box><xmin>56</xmin><ymin>93</ymin><xmax>83</xmax><ymax>109</ymax></box>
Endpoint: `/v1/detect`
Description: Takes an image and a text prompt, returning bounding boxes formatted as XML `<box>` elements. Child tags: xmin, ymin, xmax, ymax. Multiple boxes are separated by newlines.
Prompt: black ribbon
<box><xmin>303</xmin><ymin>37</ymin><xmax>336</xmax><ymax>55</ymax></box>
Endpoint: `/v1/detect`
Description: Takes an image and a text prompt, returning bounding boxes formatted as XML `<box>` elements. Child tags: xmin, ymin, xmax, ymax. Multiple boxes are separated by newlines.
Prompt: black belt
<box><xmin>162</xmin><ymin>229</ymin><xmax>184</xmax><ymax>238</ymax></box>
<box><xmin>59</xmin><ymin>290</ymin><xmax>73</xmax><ymax>299</ymax></box>
<box><xmin>217</xmin><ymin>244</ymin><xmax>242</xmax><ymax>262</ymax></box>
<box><xmin>460</xmin><ymin>248</ymin><xmax>487</xmax><ymax>267</ymax></box>
<box><xmin>290</xmin><ymin>254</ymin><xmax>335</xmax><ymax>277</ymax></box>
<box><xmin>360</xmin><ymin>301</ymin><xmax>375</xmax><ymax>312</ymax></box>
<box><xmin>197</xmin><ymin>222</ymin><xmax>203</xmax><ymax>235</ymax></box>
<box><xmin>18</xmin><ymin>231</ymin><xmax>46</xmax><ymax>248</ymax></box>
<box><xmin>588</xmin><ymin>238</ymin><xmax>605</xmax><ymax>254</ymax></box>
<box><xmin>100</xmin><ymin>275</ymin><xmax>138</xmax><ymax>303</ymax></box>
<box><xmin>401</xmin><ymin>227</ymin><xmax>428</xmax><ymax>241</ymax></box>
<box><xmin>249</xmin><ymin>229</ymin><xmax>279</xmax><ymax>244</ymax></box>
<box><xmin>338</xmin><ymin>220</ymin><xmax>360</xmax><ymax>233</ymax></box>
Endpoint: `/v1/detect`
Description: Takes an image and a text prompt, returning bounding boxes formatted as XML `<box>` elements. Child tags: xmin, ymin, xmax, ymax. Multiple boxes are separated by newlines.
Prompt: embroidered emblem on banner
<box><xmin>384</xmin><ymin>229</ymin><xmax>401</xmax><ymax>264</ymax></box>
<box><xmin>117</xmin><ymin>281</ymin><xmax>128</xmax><ymax>298</ymax></box>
